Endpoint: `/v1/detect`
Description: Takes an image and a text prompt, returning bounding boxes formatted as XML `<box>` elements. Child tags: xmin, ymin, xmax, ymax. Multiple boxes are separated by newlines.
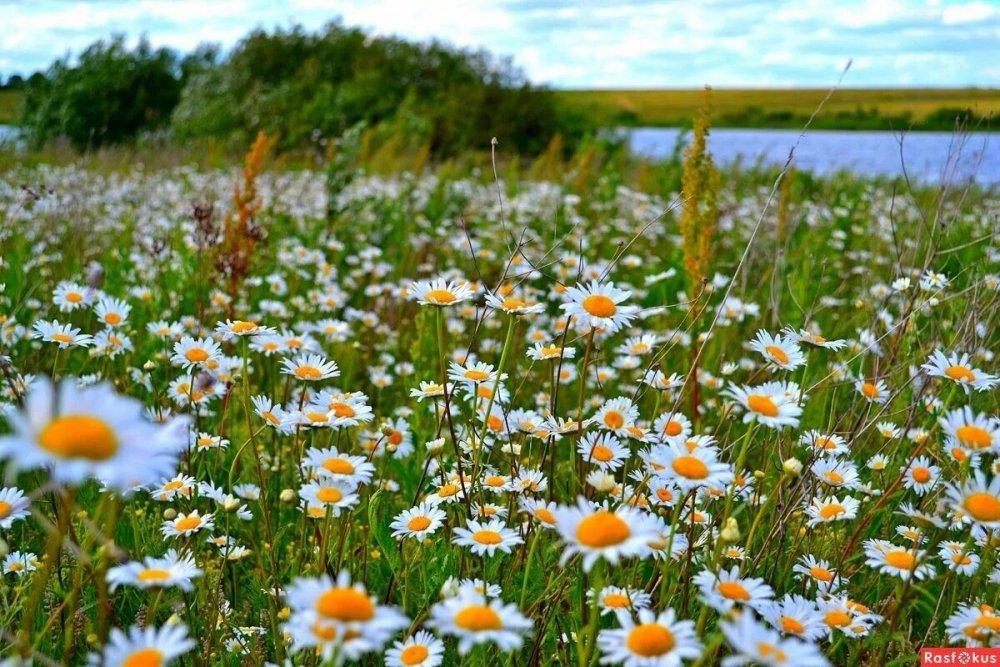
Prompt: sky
<box><xmin>2</xmin><ymin>0</ymin><xmax>999</xmax><ymax>88</ymax></box>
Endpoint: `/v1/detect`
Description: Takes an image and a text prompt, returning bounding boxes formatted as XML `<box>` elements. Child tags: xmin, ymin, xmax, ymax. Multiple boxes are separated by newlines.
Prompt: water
<box><xmin>629</xmin><ymin>127</ymin><xmax>999</xmax><ymax>185</ymax></box>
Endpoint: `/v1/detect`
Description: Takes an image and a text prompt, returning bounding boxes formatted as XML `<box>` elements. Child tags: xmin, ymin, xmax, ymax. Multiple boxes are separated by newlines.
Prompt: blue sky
<box><xmin>2</xmin><ymin>0</ymin><xmax>999</xmax><ymax>87</ymax></box>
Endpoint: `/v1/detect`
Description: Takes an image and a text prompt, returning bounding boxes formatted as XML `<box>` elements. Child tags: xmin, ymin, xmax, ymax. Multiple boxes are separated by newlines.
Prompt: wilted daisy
<box><xmin>428</xmin><ymin>590</ymin><xmax>532</xmax><ymax>654</ymax></box>
<box><xmin>597</xmin><ymin>607</ymin><xmax>702</xmax><ymax>666</ymax></box>
<box><xmin>560</xmin><ymin>281</ymin><xmax>639</xmax><ymax>333</ymax></box>
<box><xmin>0</xmin><ymin>377</ymin><xmax>188</xmax><ymax>491</ymax></box>
<box><xmin>107</xmin><ymin>549</ymin><xmax>203</xmax><ymax>591</ymax></box>
<box><xmin>452</xmin><ymin>518</ymin><xmax>523</xmax><ymax>556</ymax></box>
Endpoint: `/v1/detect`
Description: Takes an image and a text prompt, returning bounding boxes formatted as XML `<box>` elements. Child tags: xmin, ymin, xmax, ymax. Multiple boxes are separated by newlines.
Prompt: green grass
<box><xmin>557</xmin><ymin>87</ymin><xmax>1000</xmax><ymax>130</ymax></box>
<box><xmin>0</xmin><ymin>90</ymin><xmax>23</xmax><ymax>124</ymax></box>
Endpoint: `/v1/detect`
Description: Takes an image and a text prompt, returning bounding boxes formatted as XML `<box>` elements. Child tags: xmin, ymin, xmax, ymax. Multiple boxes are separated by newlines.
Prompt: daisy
<box><xmin>31</xmin><ymin>320</ymin><xmax>93</xmax><ymax>348</ymax></box>
<box><xmin>303</xmin><ymin>446</ymin><xmax>376</xmax><ymax>487</ymax></box>
<box><xmin>938</xmin><ymin>541</ymin><xmax>980</xmax><ymax>576</ymax></box>
<box><xmin>409</xmin><ymin>381</ymin><xmax>448</xmax><ymax>401</ymax></box>
<box><xmin>900</xmin><ymin>455</ymin><xmax>940</xmax><ymax>495</ymax></box>
<box><xmin>590</xmin><ymin>586</ymin><xmax>653</xmax><ymax>616</ymax></box>
<box><xmin>448</xmin><ymin>360</ymin><xmax>500</xmax><ymax>386</ymax></box>
<box><xmin>3</xmin><ymin>551</ymin><xmax>37</xmax><ymax>576</ymax></box>
<box><xmin>749</xmin><ymin>329</ymin><xmax>806</xmax><ymax>371</ymax></box>
<box><xmin>408</xmin><ymin>278</ymin><xmax>475</xmax><ymax>306</ymax></box>
<box><xmin>214</xmin><ymin>319</ymin><xmax>277</xmax><ymax>340</ymax></box>
<box><xmin>862</xmin><ymin>539</ymin><xmax>935</xmax><ymax>580</ymax></box>
<box><xmin>152</xmin><ymin>475</ymin><xmax>197</xmax><ymax>502</ymax></box>
<box><xmin>724</xmin><ymin>382</ymin><xmax>802</xmax><ymax>429</ymax></box>
<box><xmin>721</xmin><ymin>612</ymin><xmax>830</xmax><ymax>667</ymax></box>
<box><xmin>578</xmin><ymin>433</ymin><xmax>629</xmax><ymax>471</ymax></box>
<box><xmin>560</xmin><ymin>281</ymin><xmax>639</xmax><ymax>333</ymax></box>
<box><xmin>171</xmin><ymin>336</ymin><xmax>222</xmax><ymax>371</ymax></box>
<box><xmin>86</xmin><ymin>622</ymin><xmax>196</xmax><ymax>667</ymax></box>
<box><xmin>53</xmin><ymin>281</ymin><xmax>92</xmax><ymax>311</ymax></box>
<box><xmin>945</xmin><ymin>603</ymin><xmax>1000</xmax><ymax>647</ymax></box>
<box><xmin>653</xmin><ymin>412</ymin><xmax>692</xmax><ymax>445</ymax></box>
<box><xmin>519</xmin><ymin>497</ymin><xmax>559</xmax><ymax>528</ymax></box>
<box><xmin>553</xmin><ymin>498</ymin><xmax>660</xmax><ymax>572</ymax></box>
<box><xmin>809</xmin><ymin>459</ymin><xmax>861</xmax><ymax>491</ymax></box>
<box><xmin>947</xmin><ymin>471</ymin><xmax>1000</xmax><ymax>527</ymax></box>
<box><xmin>855</xmin><ymin>378</ymin><xmax>889</xmax><ymax>404</ymax></box>
<box><xmin>597</xmin><ymin>607</ymin><xmax>702</xmax><ymax>666</ymax></box>
<box><xmin>281</xmin><ymin>354</ymin><xmax>340</xmax><ymax>382</ymax></box>
<box><xmin>161</xmin><ymin>510</ymin><xmax>215</xmax><ymax>538</ymax></box>
<box><xmin>251</xmin><ymin>395</ymin><xmax>289</xmax><ymax>431</ymax></box>
<box><xmin>783</xmin><ymin>326</ymin><xmax>848</xmax><ymax>351</ymax></box>
<box><xmin>94</xmin><ymin>296</ymin><xmax>131</xmax><ymax>328</ymax></box>
<box><xmin>922</xmin><ymin>349</ymin><xmax>998</xmax><ymax>392</ymax></box>
<box><xmin>799</xmin><ymin>431</ymin><xmax>849</xmax><ymax>457</ymax></box>
<box><xmin>484</xmin><ymin>291</ymin><xmax>545</xmax><ymax>315</ymax></box>
<box><xmin>694</xmin><ymin>566</ymin><xmax>774</xmax><ymax>613</ymax></box>
<box><xmin>0</xmin><ymin>377</ymin><xmax>189</xmax><ymax>491</ymax></box>
<box><xmin>298</xmin><ymin>480</ymin><xmax>359</xmax><ymax>517</ymax></box>
<box><xmin>390</xmin><ymin>502</ymin><xmax>447</xmax><ymax>541</ymax></box>
<box><xmin>804</xmin><ymin>495</ymin><xmax>859</xmax><ymax>527</ymax></box>
<box><xmin>106</xmin><ymin>549</ymin><xmax>203</xmax><ymax>592</ymax></box>
<box><xmin>940</xmin><ymin>406</ymin><xmax>1000</xmax><ymax>453</ymax></box>
<box><xmin>654</xmin><ymin>442</ymin><xmax>734</xmax><ymax>492</ymax></box>
<box><xmin>0</xmin><ymin>486</ymin><xmax>30</xmax><ymax>529</ymax></box>
<box><xmin>526</xmin><ymin>341</ymin><xmax>576</xmax><ymax>361</ymax></box>
<box><xmin>385</xmin><ymin>630</ymin><xmax>445</xmax><ymax>667</ymax></box>
<box><xmin>591</xmin><ymin>397</ymin><xmax>640</xmax><ymax>436</ymax></box>
<box><xmin>428</xmin><ymin>590</ymin><xmax>532</xmax><ymax>654</ymax></box>
<box><xmin>452</xmin><ymin>519</ymin><xmax>523</xmax><ymax>556</ymax></box>
<box><xmin>760</xmin><ymin>595</ymin><xmax>827</xmax><ymax>641</ymax></box>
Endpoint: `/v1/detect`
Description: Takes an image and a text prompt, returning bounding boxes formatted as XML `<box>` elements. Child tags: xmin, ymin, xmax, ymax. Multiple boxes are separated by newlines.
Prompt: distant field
<box><xmin>557</xmin><ymin>88</ymin><xmax>1000</xmax><ymax>130</ymax></box>
<box><xmin>0</xmin><ymin>90</ymin><xmax>22</xmax><ymax>124</ymax></box>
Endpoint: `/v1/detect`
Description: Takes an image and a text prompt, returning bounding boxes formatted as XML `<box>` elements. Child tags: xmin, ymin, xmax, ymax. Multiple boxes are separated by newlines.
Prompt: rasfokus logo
<box><xmin>922</xmin><ymin>649</ymin><xmax>1000</xmax><ymax>665</ymax></box>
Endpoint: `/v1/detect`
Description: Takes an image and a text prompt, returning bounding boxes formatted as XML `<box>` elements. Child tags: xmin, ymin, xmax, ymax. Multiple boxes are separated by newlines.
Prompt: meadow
<box><xmin>556</xmin><ymin>88</ymin><xmax>1000</xmax><ymax>130</ymax></box>
<box><xmin>0</xmin><ymin>130</ymin><xmax>999</xmax><ymax>667</ymax></box>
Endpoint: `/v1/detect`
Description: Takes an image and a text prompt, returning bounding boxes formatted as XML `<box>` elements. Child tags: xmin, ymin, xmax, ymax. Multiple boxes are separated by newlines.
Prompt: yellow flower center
<box><xmin>534</xmin><ymin>508</ymin><xmax>556</xmax><ymax>524</ymax></box>
<box><xmin>911</xmin><ymin>467</ymin><xmax>932</xmax><ymax>484</ymax></box>
<box><xmin>592</xmin><ymin>445</ymin><xmax>614</xmax><ymax>462</ymax></box>
<box><xmin>977</xmin><ymin>615</ymin><xmax>1000</xmax><ymax>632</ymax></box>
<box><xmin>316</xmin><ymin>487</ymin><xmax>343</xmax><ymax>504</ymax></box>
<box><xmin>747</xmin><ymin>394</ymin><xmax>779</xmax><ymax>417</ymax></box>
<box><xmin>137</xmin><ymin>568</ymin><xmax>172</xmax><ymax>582</ymax></box>
<box><xmin>464</xmin><ymin>370</ymin><xmax>489</xmax><ymax>381</ymax></box>
<box><xmin>582</xmin><ymin>294</ymin><xmax>617</xmax><ymax>318</ymax></box>
<box><xmin>627</xmin><ymin>623</ymin><xmax>675</xmax><ymax>657</ymax></box>
<box><xmin>964</xmin><ymin>493</ymin><xmax>1000</xmax><ymax>522</ymax></box>
<box><xmin>408</xmin><ymin>516</ymin><xmax>432</xmax><ymax>531</ymax></box>
<box><xmin>810</xmin><ymin>566</ymin><xmax>834</xmax><ymax>582</ymax></box>
<box><xmin>400</xmin><ymin>644</ymin><xmax>430</xmax><ymax>665</ymax></box>
<box><xmin>861</xmin><ymin>382</ymin><xmax>879</xmax><ymax>399</ymax></box>
<box><xmin>323</xmin><ymin>458</ymin><xmax>355</xmax><ymax>475</ymax></box>
<box><xmin>66</xmin><ymin>292</ymin><xmax>83</xmax><ymax>303</ymax></box>
<box><xmin>295</xmin><ymin>366</ymin><xmax>323</xmax><ymax>380</ymax></box>
<box><xmin>781</xmin><ymin>616</ymin><xmax>805</xmax><ymax>634</ymax></box>
<box><xmin>425</xmin><ymin>289</ymin><xmax>456</xmax><ymax>304</ymax></box>
<box><xmin>51</xmin><ymin>333</ymin><xmax>73</xmax><ymax>343</ymax></box>
<box><xmin>454</xmin><ymin>605</ymin><xmax>503</xmax><ymax>631</ymax></box>
<box><xmin>825</xmin><ymin>611</ymin><xmax>851</xmax><ymax>627</ymax></box>
<box><xmin>105</xmin><ymin>313</ymin><xmax>122</xmax><ymax>325</ymax></box>
<box><xmin>316</xmin><ymin>587</ymin><xmax>375</xmax><ymax>621</ymax></box>
<box><xmin>957</xmin><ymin>425</ymin><xmax>992</xmax><ymax>450</ymax></box>
<box><xmin>717</xmin><ymin>582</ymin><xmax>750</xmax><ymax>601</ymax></box>
<box><xmin>175</xmin><ymin>516</ymin><xmax>202</xmax><ymax>532</ymax></box>
<box><xmin>603</xmin><ymin>412</ymin><xmax>624</xmax><ymax>429</ymax></box>
<box><xmin>185</xmin><ymin>348</ymin><xmax>209</xmax><ymax>363</ymax></box>
<box><xmin>765</xmin><ymin>345</ymin><xmax>789</xmax><ymax>364</ymax></box>
<box><xmin>757</xmin><ymin>643</ymin><xmax>788</xmax><ymax>663</ymax></box>
<box><xmin>438</xmin><ymin>484</ymin><xmax>459</xmax><ymax>497</ymax></box>
<box><xmin>38</xmin><ymin>415</ymin><xmax>117</xmax><ymax>460</ymax></box>
<box><xmin>664</xmin><ymin>420</ymin><xmax>683</xmax><ymax>437</ymax></box>
<box><xmin>502</xmin><ymin>298</ymin><xmax>526</xmax><ymax>310</ymax></box>
<box><xmin>819</xmin><ymin>504</ymin><xmax>845</xmax><ymax>520</ymax></box>
<box><xmin>473</xmin><ymin>530</ymin><xmax>502</xmax><ymax>545</ymax></box>
<box><xmin>945</xmin><ymin>365</ymin><xmax>976</xmax><ymax>382</ymax></box>
<box><xmin>231</xmin><ymin>321</ymin><xmax>257</xmax><ymax>334</ymax></box>
<box><xmin>884</xmin><ymin>550</ymin><xmax>916</xmax><ymax>570</ymax></box>
<box><xmin>672</xmin><ymin>455</ymin><xmax>709</xmax><ymax>480</ymax></box>
<box><xmin>603</xmin><ymin>593</ymin><xmax>630</xmax><ymax>608</ymax></box>
<box><xmin>576</xmin><ymin>511</ymin><xmax>631</xmax><ymax>548</ymax></box>
<box><xmin>123</xmin><ymin>648</ymin><xmax>164</xmax><ymax>667</ymax></box>
<box><xmin>0</xmin><ymin>501</ymin><xmax>10</xmax><ymax>519</ymax></box>
<box><xmin>331</xmin><ymin>403</ymin><xmax>356</xmax><ymax>418</ymax></box>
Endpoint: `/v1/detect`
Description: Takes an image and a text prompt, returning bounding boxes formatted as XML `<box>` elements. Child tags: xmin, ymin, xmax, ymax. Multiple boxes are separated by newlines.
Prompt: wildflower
<box><xmin>31</xmin><ymin>320</ymin><xmax>93</xmax><ymax>348</ymax></box>
<box><xmin>553</xmin><ymin>498</ymin><xmax>660</xmax><ymax>571</ymax></box>
<box><xmin>86</xmin><ymin>623</ymin><xmax>196</xmax><ymax>666</ymax></box>
<box><xmin>409</xmin><ymin>278</ymin><xmax>475</xmax><ymax>306</ymax></box>
<box><xmin>749</xmin><ymin>329</ymin><xmax>806</xmax><ymax>371</ymax></box>
<box><xmin>0</xmin><ymin>486</ymin><xmax>30</xmax><ymax>528</ymax></box>
<box><xmin>107</xmin><ymin>549</ymin><xmax>203</xmax><ymax>592</ymax></box>
<box><xmin>724</xmin><ymin>382</ymin><xmax>803</xmax><ymax>429</ymax></box>
<box><xmin>597</xmin><ymin>607</ymin><xmax>702</xmax><ymax>665</ymax></box>
<box><xmin>428</xmin><ymin>590</ymin><xmax>532</xmax><ymax>654</ymax></box>
<box><xmin>281</xmin><ymin>353</ymin><xmax>340</xmax><ymax>382</ymax></box>
<box><xmin>560</xmin><ymin>281</ymin><xmax>639</xmax><ymax>333</ymax></box>
<box><xmin>721</xmin><ymin>612</ymin><xmax>830</xmax><ymax>667</ymax></box>
<box><xmin>390</xmin><ymin>503</ymin><xmax>447</xmax><ymax>541</ymax></box>
<box><xmin>171</xmin><ymin>336</ymin><xmax>222</xmax><ymax>371</ymax></box>
<box><xmin>922</xmin><ymin>350</ymin><xmax>998</xmax><ymax>392</ymax></box>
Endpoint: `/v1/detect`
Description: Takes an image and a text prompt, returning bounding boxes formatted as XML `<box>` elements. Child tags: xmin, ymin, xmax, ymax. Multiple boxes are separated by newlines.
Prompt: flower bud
<box><xmin>782</xmin><ymin>457</ymin><xmax>803</xmax><ymax>476</ymax></box>
<box><xmin>720</xmin><ymin>517</ymin><xmax>741</xmax><ymax>543</ymax></box>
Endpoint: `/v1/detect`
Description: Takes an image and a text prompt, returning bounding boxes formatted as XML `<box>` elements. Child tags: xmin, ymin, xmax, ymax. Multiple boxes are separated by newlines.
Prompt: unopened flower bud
<box><xmin>163</xmin><ymin>508</ymin><xmax>177</xmax><ymax>520</ymax></box>
<box><xmin>783</xmin><ymin>457</ymin><xmax>803</xmax><ymax>476</ymax></box>
<box><xmin>279</xmin><ymin>489</ymin><xmax>296</xmax><ymax>503</ymax></box>
<box><xmin>720</xmin><ymin>517</ymin><xmax>741</xmax><ymax>543</ymax></box>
